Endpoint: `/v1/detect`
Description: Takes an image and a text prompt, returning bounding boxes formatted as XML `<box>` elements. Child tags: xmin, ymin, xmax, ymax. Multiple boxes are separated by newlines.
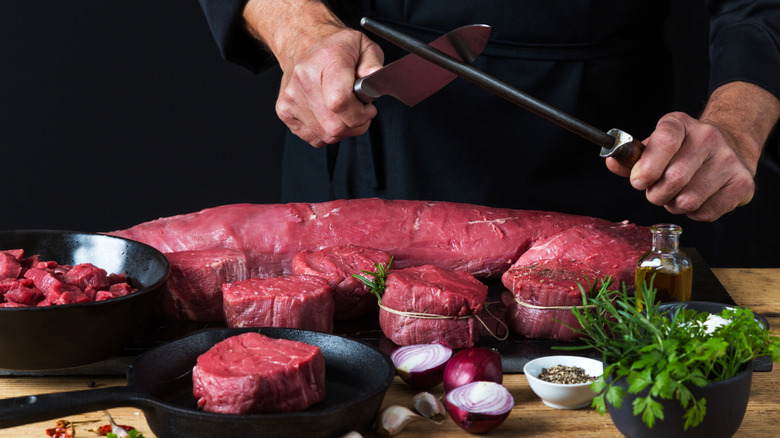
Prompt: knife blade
<box><xmin>359</xmin><ymin>17</ymin><xmax>645</xmax><ymax>168</ymax></box>
<box><xmin>354</xmin><ymin>23</ymin><xmax>491</xmax><ymax>106</ymax></box>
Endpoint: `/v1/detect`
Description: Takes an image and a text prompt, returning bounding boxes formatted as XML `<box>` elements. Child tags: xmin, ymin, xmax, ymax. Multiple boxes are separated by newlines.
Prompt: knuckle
<box><xmin>661</xmin><ymin>166</ymin><xmax>688</xmax><ymax>193</ymax></box>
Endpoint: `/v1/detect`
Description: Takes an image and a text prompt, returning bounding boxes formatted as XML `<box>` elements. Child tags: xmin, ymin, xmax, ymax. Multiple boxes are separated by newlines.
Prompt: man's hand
<box><xmin>243</xmin><ymin>0</ymin><xmax>384</xmax><ymax>147</ymax></box>
<box><xmin>607</xmin><ymin>81</ymin><xmax>780</xmax><ymax>221</ymax></box>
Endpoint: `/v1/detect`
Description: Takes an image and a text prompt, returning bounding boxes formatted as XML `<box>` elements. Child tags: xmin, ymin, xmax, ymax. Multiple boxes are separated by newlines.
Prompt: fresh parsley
<box><xmin>560</xmin><ymin>277</ymin><xmax>780</xmax><ymax>430</ymax></box>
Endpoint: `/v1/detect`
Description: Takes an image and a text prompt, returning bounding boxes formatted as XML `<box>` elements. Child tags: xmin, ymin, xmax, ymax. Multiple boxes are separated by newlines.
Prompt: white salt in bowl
<box><xmin>524</xmin><ymin>355</ymin><xmax>603</xmax><ymax>410</ymax></box>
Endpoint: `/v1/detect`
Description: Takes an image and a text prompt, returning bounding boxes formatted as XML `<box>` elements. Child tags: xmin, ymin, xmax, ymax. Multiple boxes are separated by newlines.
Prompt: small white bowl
<box><xmin>523</xmin><ymin>355</ymin><xmax>603</xmax><ymax>410</ymax></box>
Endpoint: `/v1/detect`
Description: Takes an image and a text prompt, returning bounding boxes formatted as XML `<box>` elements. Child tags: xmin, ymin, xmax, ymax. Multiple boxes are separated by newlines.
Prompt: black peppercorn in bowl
<box><xmin>523</xmin><ymin>355</ymin><xmax>603</xmax><ymax>410</ymax></box>
<box><xmin>0</xmin><ymin>230</ymin><xmax>169</xmax><ymax>370</ymax></box>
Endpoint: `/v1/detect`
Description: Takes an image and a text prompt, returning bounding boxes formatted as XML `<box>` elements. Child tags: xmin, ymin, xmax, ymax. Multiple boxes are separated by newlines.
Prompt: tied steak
<box><xmin>292</xmin><ymin>245</ymin><xmax>391</xmax><ymax>320</ymax></box>
<box><xmin>223</xmin><ymin>275</ymin><xmax>334</xmax><ymax>333</ymax></box>
<box><xmin>192</xmin><ymin>332</ymin><xmax>326</xmax><ymax>414</ymax></box>
<box><xmin>379</xmin><ymin>265</ymin><xmax>488</xmax><ymax>349</ymax></box>
<box><xmin>501</xmin><ymin>224</ymin><xmax>649</xmax><ymax>340</ymax></box>
<box><xmin>162</xmin><ymin>249</ymin><xmax>250</xmax><ymax>321</ymax></box>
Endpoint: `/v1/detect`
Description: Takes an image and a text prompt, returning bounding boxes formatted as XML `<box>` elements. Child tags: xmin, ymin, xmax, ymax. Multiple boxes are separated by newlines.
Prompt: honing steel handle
<box><xmin>600</xmin><ymin>129</ymin><xmax>646</xmax><ymax>168</ymax></box>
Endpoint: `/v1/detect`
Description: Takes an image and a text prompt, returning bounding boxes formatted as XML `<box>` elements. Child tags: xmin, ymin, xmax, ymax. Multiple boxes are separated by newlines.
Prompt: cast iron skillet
<box><xmin>0</xmin><ymin>327</ymin><xmax>396</xmax><ymax>438</ymax></box>
<box><xmin>0</xmin><ymin>230</ymin><xmax>170</xmax><ymax>370</ymax></box>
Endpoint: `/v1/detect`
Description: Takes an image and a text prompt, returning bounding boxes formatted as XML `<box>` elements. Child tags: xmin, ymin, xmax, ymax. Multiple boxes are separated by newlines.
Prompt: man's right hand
<box><xmin>243</xmin><ymin>0</ymin><xmax>384</xmax><ymax>148</ymax></box>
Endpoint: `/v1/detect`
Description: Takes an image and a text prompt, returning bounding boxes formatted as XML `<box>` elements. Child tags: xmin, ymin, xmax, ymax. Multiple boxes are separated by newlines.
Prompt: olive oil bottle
<box><xmin>635</xmin><ymin>224</ymin><xmax>692</xmax><ymax>311</ymax></box>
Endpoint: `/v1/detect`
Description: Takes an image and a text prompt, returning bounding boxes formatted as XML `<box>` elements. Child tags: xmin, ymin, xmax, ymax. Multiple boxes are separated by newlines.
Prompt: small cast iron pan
<box><xmin>0</xmin><ymin>327</ymin><xmax>396</xmax><ymax>438</ymax></box>
<box><xmin>0</xmin><ymin>230</ymin><xmax>170</xmax><ymax>370</ymax></box>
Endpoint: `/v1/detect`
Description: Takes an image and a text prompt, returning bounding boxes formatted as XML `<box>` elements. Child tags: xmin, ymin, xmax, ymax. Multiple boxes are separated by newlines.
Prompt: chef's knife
<box><xmin>354</xmin><ymin>23</ymin><xmax>491</xmax><ymax>106</ymax></box>
<box><xmin>359</xmin><ymin>17</ymin><xmax>645</xmax><ymax>168</ymax></box>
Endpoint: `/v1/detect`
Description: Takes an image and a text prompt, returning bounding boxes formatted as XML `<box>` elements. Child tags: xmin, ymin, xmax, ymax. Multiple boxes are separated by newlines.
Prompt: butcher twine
<box><xmin>378</xmin><ymin>301</ymin><xmax>509</xmax><ymax>341</ymax></box>
<box><xmin>512</xmin><ymin>297</ymin><xmax>595</xmax><ymax>310</ymax></box>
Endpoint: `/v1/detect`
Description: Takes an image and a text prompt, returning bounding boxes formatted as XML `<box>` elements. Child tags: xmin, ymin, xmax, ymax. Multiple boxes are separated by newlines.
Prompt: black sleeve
<box><xmin>197</xmin><ymin>0</ymin><xmax>277</xmax><ymax>73</ymax></box>
<box><xmin>706</xmin><ymin>0</ymin><xmax>780</xmax><ymax>99</ymax></box>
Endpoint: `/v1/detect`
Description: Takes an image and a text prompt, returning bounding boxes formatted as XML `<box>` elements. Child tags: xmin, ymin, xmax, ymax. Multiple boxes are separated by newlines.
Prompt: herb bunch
<box><xmin>353</xmin><ymin>257</ymin><xmax>393</xmax><ymax>303</ymax></box>
<box><xmin>562</xmin><ymin>277</ymin><xmax>780</xmax><ymax>430</ymax></box>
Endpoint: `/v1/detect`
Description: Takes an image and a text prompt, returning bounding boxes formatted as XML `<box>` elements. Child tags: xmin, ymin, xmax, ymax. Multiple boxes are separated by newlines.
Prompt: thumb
<box><xmin>356</xmin><ymin>36</ymin><xmax>385</xmax><ymax>78</ymax></box>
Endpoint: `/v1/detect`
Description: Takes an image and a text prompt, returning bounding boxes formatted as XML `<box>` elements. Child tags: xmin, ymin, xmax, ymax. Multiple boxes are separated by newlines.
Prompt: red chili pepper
<box><xmin>45</xmin><ymin>420</ymin><xmax>74</xmax><ymax>438</ymax></box>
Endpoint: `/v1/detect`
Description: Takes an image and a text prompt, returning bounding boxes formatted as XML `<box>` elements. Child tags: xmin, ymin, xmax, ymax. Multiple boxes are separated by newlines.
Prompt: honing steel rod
<box><xmin>360</xmin><ymin>17</ymin><xmax>645</xmax><ymax>167</ymax></box>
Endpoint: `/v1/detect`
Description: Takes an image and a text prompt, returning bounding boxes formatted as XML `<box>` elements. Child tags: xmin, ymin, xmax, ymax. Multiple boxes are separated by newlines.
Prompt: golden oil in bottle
<box><xmin>635</xmin><ymin>224</ymin><xmax>692</xmax><ymax>311</ymax></box>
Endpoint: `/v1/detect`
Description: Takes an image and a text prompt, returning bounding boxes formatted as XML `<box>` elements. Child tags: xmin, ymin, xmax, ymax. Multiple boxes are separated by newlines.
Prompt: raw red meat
<box><xmin>108</xmin><ymin>199</ymin><xmax>649</xmax><ymax>339</ymax></box>
<box><xmin>162</xmin><ymin>249</ymin><xmax>250</xmax><ymax>321</ymax></box>
<box><xmin>0</xmin><ymin>251</ymin><xmax>23</xmax><ymax>281</ymax></box>
<box><xmin>501</xmin><ymin>224</ymin><xmax>648</xmax><ymax>340</ymax></box>
<box><xmin>63</xmin><ymin>263</ymin><xmax>111</xmax><ymax>291</ymax></box>
<box><xmin>192</xmin><ymin>332</ymin><xmax>326</xmax><ymax>414</ymax></box>
<box><xmin>379</xmin><ymin>265</ymin><xmax>488</xmax><ymax>349</ymax></box>
<box><xmin>292</xmin><ymin>245</ymin><xmax>391</xmax><ymax>320</ymax></box>
<box><xmin>223</xmin><ymin>275</ymin><xmax>334</xmax><ymax>332</ymax></box>
<box><xmin>0</xmin><ymin>249</ymin><xmax>138</xmax><ymax>307</ymax></box>
<box><xmin>109</xmin><ymin>198</ymin><xmax>618</xmax><ymax>278</ymax></box>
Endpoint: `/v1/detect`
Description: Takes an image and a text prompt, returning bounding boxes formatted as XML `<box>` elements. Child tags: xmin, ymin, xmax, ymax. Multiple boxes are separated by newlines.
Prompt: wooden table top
<box><xmin>1</xmin><ymin>268</ymin><xmax>777</xmax><ymax>438</ymax></box>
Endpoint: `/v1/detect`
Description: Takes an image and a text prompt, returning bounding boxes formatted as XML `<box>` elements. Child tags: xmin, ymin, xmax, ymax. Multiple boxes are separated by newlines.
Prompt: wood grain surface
<box><xmin>0</xmin><ymin>268</ymin><xmax>777</xmax><ymax>438</ymax></box>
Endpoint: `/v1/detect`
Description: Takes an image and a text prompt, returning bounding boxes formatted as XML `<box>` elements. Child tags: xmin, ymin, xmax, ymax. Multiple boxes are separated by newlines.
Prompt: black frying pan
<box><xmin>0</xmin><ymin>327</ymin><xmax>396</xmax><ymax>438</ymax></box>
<box><xmin>0</xmin><ymin>230</ymin><xmax>170</xmax><ymax>370</ymax></box>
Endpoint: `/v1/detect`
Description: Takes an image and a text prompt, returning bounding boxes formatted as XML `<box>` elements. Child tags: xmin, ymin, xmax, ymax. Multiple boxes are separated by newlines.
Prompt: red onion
<box><xmin>443</xmin><ymin>347</ymin><xmax>502</xmax><ymax>392</ymax></box>
<box><xmin>445</xmin><ymin>381</ymin><xmax>514</xmax><ymax>433</ymax></box>
<box><xmin>391</xmin><ymin>343</ymin><xmax>453</xmax><ymax>389</ymax></box>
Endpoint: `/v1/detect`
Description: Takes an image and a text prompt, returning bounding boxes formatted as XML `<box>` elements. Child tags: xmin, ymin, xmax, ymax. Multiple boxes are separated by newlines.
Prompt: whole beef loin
<box><xmin>292</xmin><ymin>245</ymin><xmax>391</xmax><ymax>320</ymax></box>
<box><xmin>192</xmin><ymin>332</ymin><xmax>326</xmax><ymax>414</ymax></box>
<box><xmin>109</xmin><ymin>199</ymin><xmax>649</xmax><ymax>337</ymax></box>
<box><xmin>379</xmin><ymin>265</ymin><xmax>488</xmax><ymax>349</ymax></box>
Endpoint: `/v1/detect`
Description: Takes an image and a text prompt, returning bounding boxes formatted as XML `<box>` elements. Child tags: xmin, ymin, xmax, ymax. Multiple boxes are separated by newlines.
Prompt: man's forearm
<box><xmin>242</xmin><ymin>0</ymin><xmax>345</xmax><ymax>66</ymax></box>
<box><xmin>699</xmin><ymin>81</ymin><xmax>780</xmax><ymax>173</ymax></box>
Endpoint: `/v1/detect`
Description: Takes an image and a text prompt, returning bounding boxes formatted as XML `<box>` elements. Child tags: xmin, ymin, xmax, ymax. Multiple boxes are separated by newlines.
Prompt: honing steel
<box><xmin>354</xmin><ymin>23</ymin><xmax>491</xmax><ymax>106</ymax></box>
<box><xmin>359</xmin><ymin>17</ymin><xmax>645</xmax><ymax>168</ymax></box>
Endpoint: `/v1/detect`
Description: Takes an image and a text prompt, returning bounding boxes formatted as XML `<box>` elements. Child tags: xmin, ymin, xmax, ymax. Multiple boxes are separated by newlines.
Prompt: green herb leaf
<box><xmin>352</xmin><ymin>257</ymin><xmax>393</xmax><ymax>303</ymax></box>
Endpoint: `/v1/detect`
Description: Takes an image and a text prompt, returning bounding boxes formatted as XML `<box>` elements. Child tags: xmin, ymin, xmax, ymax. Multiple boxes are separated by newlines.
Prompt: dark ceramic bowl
<box><xmin>607</xmin><ymin>362</ymin><xmax>752</xmax><ymax>438</ymax></box>
<box><xmin>0</xmin><ymin>230</ymin><xmax>169</xmax><ymax>370</ymax></box>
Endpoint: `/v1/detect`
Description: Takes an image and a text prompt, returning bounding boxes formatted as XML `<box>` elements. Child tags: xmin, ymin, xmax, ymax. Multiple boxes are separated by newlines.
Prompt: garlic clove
<box><xmin>375</xmin><ymin>405</ymin><xmax>424</xmax><ymax>436</ymax></box>
<box><xmin>413</xmin><ymin>391</ymin><xmax>447</xmax><ymax>422</ymax></box>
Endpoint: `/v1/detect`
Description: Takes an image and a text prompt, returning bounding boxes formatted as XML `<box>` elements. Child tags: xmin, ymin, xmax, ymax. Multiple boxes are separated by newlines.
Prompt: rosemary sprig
<box><xmin>352</xmin><ymin>257</ymin><xmax>393</xmax><ymax>303</ymax></box>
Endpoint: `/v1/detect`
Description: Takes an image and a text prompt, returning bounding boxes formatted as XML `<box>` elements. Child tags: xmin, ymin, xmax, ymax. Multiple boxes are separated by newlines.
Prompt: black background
<box><xmin>2</xmin><ymin>2</ymin><xmax>776</xmax><ymax>266</ymax></box>
<box><xmin>1</xmin><ymin>1</ymin><xmax>285</xmax><ymax>232</ymax></box>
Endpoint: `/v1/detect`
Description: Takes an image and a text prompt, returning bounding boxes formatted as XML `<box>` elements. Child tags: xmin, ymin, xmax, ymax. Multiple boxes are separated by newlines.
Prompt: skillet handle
<box><xmin>0</xmin><ymin>386</ymin><xmax>144</xmax><ymax>429</ymax></box>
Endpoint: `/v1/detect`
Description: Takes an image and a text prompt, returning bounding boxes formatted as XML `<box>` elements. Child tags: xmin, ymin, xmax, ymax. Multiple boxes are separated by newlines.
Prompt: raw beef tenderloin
<box><xmin>192</xmin><ymin>332</ymin><xmax>326</xmax><ymax>414</ymax></box>
<box><xmin>162</xmin><ymin>249</ymin><xmax>250</xmax><ymax>321</ymax></box>
<box><xmin>501</xmin><ymin>224</ymin><xmax>648</xmax><ymax>340</ymax></box>
<box><xmin>109</xmin><ymin>198</ymin><xmax>621</xmax><ymax>279</ymax></box>
<box><xmin>291</xmin><ymin>245</ymin><xmax>391</xmax><ymax>320</ymax></box>
<box><xmin>379</xmin><ymin>265</ymin><xmax>488</xmax><ymax>349</ymax></box>
<box><xmin>108</xmin><ymin>199</ymin><xmax>650</xmax><ymax>339</ymax></box>
<box><xmin>223</xmin><ymin>275</ymin><xmax>334</xmax><ymax>333</ymax></box>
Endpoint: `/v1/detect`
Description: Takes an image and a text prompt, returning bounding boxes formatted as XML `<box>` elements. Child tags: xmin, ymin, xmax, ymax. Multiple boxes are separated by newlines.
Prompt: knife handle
<box><xmin>601</xmin><ymin>128</ymin><xmax>645</xmax><ymax>168</ymax></box>
<box><xmin>353</xmin><ymin>77</ymin><xmax>376</xmax><ymax>103</ymax></box>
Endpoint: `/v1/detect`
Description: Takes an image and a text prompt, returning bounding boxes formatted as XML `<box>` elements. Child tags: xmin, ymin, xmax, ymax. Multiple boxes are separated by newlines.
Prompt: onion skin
<box><xmin>443</xmin><ymin>347</ymin><xmax>503</xmax><ymax>392</ymax></box>
<box><xmin>444</xmin><ymin>381</ymin><xmax>514</xmax><ymax>434</ymax></box>
<box><xmin>391</xmin><ymin>344</ymin><xmax>453</xmax><ymax>389</ymax></box>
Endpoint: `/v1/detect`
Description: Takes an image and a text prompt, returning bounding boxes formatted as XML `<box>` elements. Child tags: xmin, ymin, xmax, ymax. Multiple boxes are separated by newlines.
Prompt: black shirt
<box><xmin>197</xmin><ymin>0</ymin><xmax>780</xmax><ymax>267</ymax></box>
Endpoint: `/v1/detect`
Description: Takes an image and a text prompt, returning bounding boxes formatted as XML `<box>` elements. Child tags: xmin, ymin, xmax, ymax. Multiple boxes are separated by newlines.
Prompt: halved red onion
<box><xmin>445</xmin><ymin>381</ymin><xmax>514</xmax><ymax>433</ymax></box>
<box><xmin>391</xmin><ymin>343</ymin><xmax>453</xmax><ymax>389</ymax></box>
<box><xmin>443</xmin><ymin>347</ymin><xmax>502</xmax><ymax>392</ymax></box>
